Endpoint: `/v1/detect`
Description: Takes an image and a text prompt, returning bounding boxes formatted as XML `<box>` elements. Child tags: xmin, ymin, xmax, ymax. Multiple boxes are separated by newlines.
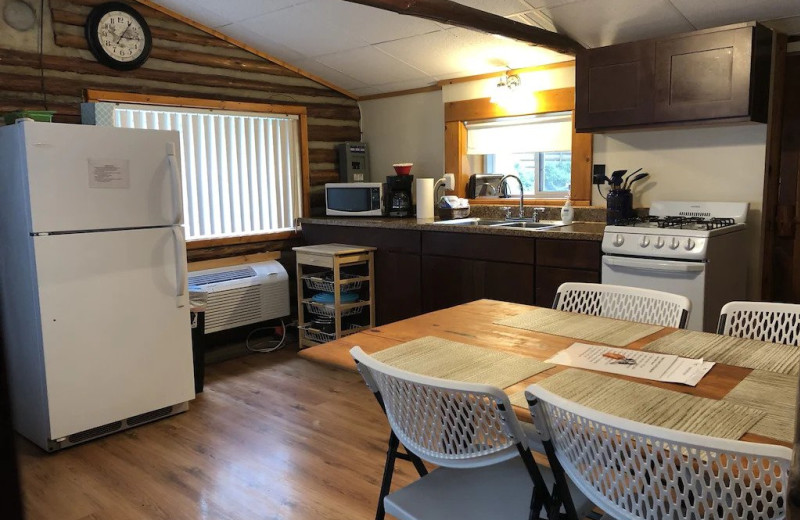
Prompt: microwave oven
<box><xmin>325</xmin><ymin>182</ymin><xmax>384</xmax><ymax>216</ymax></box>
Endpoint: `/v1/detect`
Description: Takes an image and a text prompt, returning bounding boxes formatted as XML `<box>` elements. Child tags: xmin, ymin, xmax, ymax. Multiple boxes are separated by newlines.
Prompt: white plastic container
<box><xmin>561</xmin><ymin>200</ymin><xmax>574</xmax><ymax>224</ymax></box>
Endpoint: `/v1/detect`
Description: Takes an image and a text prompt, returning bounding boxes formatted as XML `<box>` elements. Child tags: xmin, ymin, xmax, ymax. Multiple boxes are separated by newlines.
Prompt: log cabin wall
<box><xmin>0</xmin><ymin>0</ymin><xmax>361</xmax><ymax>260</ymax></box>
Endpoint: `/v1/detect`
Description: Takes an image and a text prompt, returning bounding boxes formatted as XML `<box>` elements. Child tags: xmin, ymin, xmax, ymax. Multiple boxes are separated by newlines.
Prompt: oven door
<box><xmin>601</xmin><ymin>255</ymin><xmax>707</xmax><ymax>331</ymax></box>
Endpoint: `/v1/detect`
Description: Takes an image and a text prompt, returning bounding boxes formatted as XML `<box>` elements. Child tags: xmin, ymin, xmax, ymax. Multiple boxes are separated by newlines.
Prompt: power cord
<box><xmin>245</xmin><ymin>319</ymin><xmax>287</xmax><ymax>353</ymax></box>
<box><xmin>596</xmin><ymin>183</ymin><xmax>607</xmax><ymax>200</ymax></box>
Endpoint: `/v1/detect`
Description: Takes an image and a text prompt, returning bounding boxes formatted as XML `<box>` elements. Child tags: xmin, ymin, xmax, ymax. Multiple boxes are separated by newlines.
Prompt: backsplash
<box><xmin>469</xmin><ymin>205</ymin><xmax>606</xmax><ymax>222</ymax></box>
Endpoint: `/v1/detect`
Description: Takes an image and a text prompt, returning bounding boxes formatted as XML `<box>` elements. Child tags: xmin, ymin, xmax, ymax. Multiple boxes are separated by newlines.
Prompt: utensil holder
<box><xmin>607</xmin><ymin>188</ymin><xmax>633</xmax><ymax>224</ymax></box>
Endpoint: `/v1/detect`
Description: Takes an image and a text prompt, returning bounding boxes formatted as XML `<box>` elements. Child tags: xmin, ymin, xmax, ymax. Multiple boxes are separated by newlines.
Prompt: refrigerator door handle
<box><xmin>167</xmin><ymin>143</ymin><xmax>183</xmax><ymax>225</ymax></box>
<box><xmin>172</xmin><ymin>226</ymin><xmax>188</xmax><ymax>308</ymax></box>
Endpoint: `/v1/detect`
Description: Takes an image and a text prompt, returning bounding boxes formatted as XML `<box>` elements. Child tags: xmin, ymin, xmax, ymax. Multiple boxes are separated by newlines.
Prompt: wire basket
<box><xmin>304</xmin><ymin>301</ymin><xmax>365</xmax><ymax>318</ymax></box>
<box><xmin>299</xmin><ymin>324</ymin><xmax>336</xmax><ymax>343</ymax></box>
<box><xmin>302</xmin><ymin>271</ymin><xmax>363</xmax><ymax>292</ymax></box>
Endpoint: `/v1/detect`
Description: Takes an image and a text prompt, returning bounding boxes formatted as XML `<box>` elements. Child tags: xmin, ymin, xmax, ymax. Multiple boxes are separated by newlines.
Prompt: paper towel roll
<box><xmin>415</xmin><ymin>178</ymin><xmax>434</xmax><ymax>222</ymax></box>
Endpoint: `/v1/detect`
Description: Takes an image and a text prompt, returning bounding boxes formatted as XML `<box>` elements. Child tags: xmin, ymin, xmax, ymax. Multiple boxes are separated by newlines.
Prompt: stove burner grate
<box><xmin>612</xmin><ymin>216</ymin><xmax>737</xmax><ymax>230</ymax></box>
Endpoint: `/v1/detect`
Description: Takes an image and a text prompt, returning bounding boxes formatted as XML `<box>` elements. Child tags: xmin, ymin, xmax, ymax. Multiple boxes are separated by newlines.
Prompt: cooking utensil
<box><xmin>621</xmin><ymin>168</ymin><xmax>643</xmax><ymax>187</ymax></box>
<box><xmin>625</xmin><ymin>172</ymin><xmax>649</xmax><ymax>190</ymax></box>
<box><xmin>610</xmin><ymin>169</ymin><xmax>626</xmax><ymax>187</ymax></box>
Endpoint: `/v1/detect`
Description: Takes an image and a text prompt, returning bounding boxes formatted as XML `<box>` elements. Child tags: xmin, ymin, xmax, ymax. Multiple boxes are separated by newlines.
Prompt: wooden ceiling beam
<box><xmin>341</xmin><ymin>0</ymin><xmax>583</xmax><ymax>56</ymax></box>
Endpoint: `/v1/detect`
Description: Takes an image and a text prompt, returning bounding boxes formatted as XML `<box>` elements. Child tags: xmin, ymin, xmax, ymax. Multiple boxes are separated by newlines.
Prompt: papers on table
<box><xmin>545</xmin><ymin>343</ymin><xmax>715</xmax><ymax>386</ymax></box>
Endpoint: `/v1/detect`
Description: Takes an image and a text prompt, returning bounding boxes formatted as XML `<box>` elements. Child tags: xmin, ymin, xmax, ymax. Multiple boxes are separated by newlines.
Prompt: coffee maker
<box><xmin>385</xmin><ymin>175</ymin><xmax>413</xmax><ymax>217</ymax></box>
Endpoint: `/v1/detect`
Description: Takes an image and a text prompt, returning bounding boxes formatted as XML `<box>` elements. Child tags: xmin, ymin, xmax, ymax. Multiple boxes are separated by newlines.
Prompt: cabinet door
<box><xmin>476</xmin><ymin>261</ymin><xmax>535</xmax><ymax>305</ymax></box>
<box><xmin>375</xmin><ymin>251</ymin><xmax>421</xmax><ymax>325</ymax></box>
<box><xmin>421</xmin><ymin>256</ymin><xmax>476</xmax><ymax>313</ymax></box>
<box><xmin>654</xmin><ymin>27</ymin><xmax>753</xmax><ymax>122</ymax></box>
<box><xmin>575</xmin><ymin>40</ymin><xmax>655</xmax><ymax>131</ymax></box>
<box><xmin>535</xmin><ymin>266</ymin><xmax>600</xmax><ymax>307</ymax></box>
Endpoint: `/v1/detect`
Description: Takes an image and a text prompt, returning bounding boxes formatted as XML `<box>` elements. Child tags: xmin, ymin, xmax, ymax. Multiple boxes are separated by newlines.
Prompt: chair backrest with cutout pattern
<box><xmin>526</xmin><ymin>385</ymin><xmax>791</xmax><ymax>520</ymax></box>
<box><xmin>351</xmin><ymin>346</ymin><xmax>527</xmax><ymax>469</ymax></box>
<box><xmin>718</xmin><ymin>301</ymin><xmax>800</xmax><ymax>346</ymax></box>
<box><xmin>554</xmin><ymin>282</ymin><xmax>691</xmax><ymax>328</ymax></box>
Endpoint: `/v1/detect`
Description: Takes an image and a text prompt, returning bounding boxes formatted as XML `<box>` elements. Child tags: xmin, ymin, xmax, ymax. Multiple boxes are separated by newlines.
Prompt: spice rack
<box><xmin>293</xmin><ymin>244</ymin><xmax>375</xmax><ymax>349</ymax></box>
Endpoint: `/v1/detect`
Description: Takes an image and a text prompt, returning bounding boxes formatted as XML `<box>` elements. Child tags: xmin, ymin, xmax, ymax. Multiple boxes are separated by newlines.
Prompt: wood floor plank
<box><xmin>16</xmin><ymin>349</ymin><xmax>418</xmax><ymax>520</ymax></box>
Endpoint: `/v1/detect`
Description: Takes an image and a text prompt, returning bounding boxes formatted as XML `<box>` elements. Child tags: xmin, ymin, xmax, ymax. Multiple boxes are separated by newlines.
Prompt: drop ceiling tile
<box><xmin>541</xmin><ymin>0</ymin><xmax>695</xmax><ymax>47</ymax></box>
<box><xmin>221</xmin><ymin>24</ymin><xmax>308</xmax><ymax>64</ymax></box>
<box><xmin>522</xmin><ymin>0</ymin><xmax>583</xmax><ymax>8</ymax></box>
<box><xmin>669</xmin><ymin>0</ymin><xmax>800</xmax><ymax>28</ymax></box>
<box><xmin>763</xmin><ymin>15</ymin><xmax>800</xmax><ymax>36</ymax></box>
<box><xmin>153</xmin><ymin>0</ymin><xmax>231</xmax><ymax>28</ymax></box>
<box><xmin>377</xmin><ymin>28</ymin><xmax>571</xmax><ymax>77</ymax></box>
<box><xmin>454</xmin><ymin>0</ymin><xmax>534</xmax><ymax>17</ymax></box>
<box><xmin>203</xmin><ymin>0</ymin><xmax>313</xmax><ymax>23</ymax></box>
<box><xmin>237</xmin><ymin>0</ymin><xmax>370</xmax><ymax>57</ymax></box>
<box><xmin>369</xmin><ymin>77</ymin><xmax>440</xmax><ymax>94</ymax></box>
<box><xmin>315</xmin><ymin>46</ymin><xmax>429</xmax><ymax>85</ymax></box>
<box><xmin>292</xmin><ymin>59</ymin><xmax>369</xmax><ymax>90</ymax></box>
<box><xmin>302</xmin><ymin>1</ymin><xmax>444</xmax><ymax>44</ymax></box>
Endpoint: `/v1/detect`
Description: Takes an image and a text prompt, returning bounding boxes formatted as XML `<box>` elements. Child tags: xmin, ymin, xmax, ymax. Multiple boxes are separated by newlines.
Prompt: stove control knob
<box><xmin>613</xmin><ymin>234</ymin><xmax>624</xmax><ymax>247</ymax></box>
<box><xmin>654</xmin><ymin>237</ymin><xmax>665</xmax><ymax>249</ymax></box>
<box><xmin>684</xmin><ymin>238</ymin><xmax>696</xmax><ymax>251</ymax></box>
<box><xmin>669</xmin><ymin>238</ymin><xmax>680</xmax><ymax>250</ymax></box>
<box><xmin>639</xmin><ymin>236</ymin><xmax>650</xmax><ymax>248</ymax></box>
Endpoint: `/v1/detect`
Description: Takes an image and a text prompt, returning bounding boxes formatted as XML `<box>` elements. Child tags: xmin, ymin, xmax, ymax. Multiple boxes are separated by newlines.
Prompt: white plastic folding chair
<box><xmin>525</xmin><ymin>384</ymin><xmax>792</xmax><ymax>520</ymax></box>
<box><xmin>553</xmin><ymin>282</ymin><xmax>691</xmax><ymax>328</ymax></box>
<box><xmin>351</xmin><ymin>346</ymin><xmax>593</xmax><ymax>520</ymax></box>
<box><xmin>717</xmin><ymin>301</ymin><xmax>800</xmax><ymax>345</ymax></box>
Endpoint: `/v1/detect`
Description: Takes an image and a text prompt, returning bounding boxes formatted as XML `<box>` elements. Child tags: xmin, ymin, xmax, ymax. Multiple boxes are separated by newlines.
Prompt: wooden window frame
<box><xmin>84</xmin><ymin>89</ymin><xmax>310</xmax><ymax>248</ymax></box>
<box><xmin>444</xmin><ymin>87</ymin><xmax>593</xmax><ymax>206</ymax></box>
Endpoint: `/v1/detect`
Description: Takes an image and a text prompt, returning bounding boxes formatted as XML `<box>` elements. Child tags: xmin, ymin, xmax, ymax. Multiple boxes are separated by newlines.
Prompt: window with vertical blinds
<box><xmin>113</xmin><ymin>104</ymin><xmax>303</xmax><ymax>241</ymax></box>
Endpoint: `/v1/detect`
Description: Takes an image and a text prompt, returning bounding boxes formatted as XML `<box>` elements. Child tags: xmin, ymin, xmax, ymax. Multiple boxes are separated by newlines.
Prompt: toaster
<box><xmin>467</xmin><ymin>173</ymin><xmax>507</xmax><ymax>199</ymax></box>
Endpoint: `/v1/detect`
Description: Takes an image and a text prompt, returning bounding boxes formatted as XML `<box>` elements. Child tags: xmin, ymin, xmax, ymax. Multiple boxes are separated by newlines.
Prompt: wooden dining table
<box><xmin>297</xmin><ymin>299</ymin><xmax>787</xmax><ymax>447</ymax></box>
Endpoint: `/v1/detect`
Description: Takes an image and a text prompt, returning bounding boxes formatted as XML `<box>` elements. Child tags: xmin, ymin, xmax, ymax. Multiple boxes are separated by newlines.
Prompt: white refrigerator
<box><xmin>0</xmin><ymin>120</ymin><xmax>195</xmax><ymax>451</ymax></box>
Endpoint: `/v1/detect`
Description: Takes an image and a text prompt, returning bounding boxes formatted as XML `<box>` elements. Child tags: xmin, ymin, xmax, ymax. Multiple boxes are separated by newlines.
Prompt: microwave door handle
<box><xmin>603</xmin><ymin>255</ymin><xmax>705</xmax><ymax>273</ymax></box>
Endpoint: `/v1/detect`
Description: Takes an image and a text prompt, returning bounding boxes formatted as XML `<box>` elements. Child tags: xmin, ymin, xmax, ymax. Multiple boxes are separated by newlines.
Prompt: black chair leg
<box><xmin>375</xmin><ymin>431</ymin><xmax>401</xmax><ymax>520</ymax></box>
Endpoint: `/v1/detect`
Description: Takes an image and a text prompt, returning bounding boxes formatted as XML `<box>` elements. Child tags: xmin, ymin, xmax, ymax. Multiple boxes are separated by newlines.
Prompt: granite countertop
<box><xmin>298</xmin><ymin>217</ymin><xmax>606</xmax><ymax>241</ymax></box>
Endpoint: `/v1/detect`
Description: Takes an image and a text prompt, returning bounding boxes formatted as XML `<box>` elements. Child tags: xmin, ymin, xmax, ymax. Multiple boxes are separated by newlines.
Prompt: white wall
<box><xmin>359</xmin><ymin>90</ymin><xmax>445</xmax><ymax>180</ymax></box>
<box><xmin>592</xmin><ymin>125</ymin><xmax>768</xmax><ymax>298</ymax></box>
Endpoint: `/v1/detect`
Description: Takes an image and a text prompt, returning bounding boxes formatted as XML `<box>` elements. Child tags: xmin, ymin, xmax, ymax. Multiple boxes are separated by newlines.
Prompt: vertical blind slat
<box><xmin>110</xmin><ymin>105</ymin><xmax>300</xmax><ymax>240</ymax></box>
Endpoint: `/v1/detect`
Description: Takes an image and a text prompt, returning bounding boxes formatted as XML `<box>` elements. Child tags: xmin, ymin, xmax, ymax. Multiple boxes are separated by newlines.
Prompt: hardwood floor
<box><xmin>16</xmin><ymin>349</ymin><xmax>420</xmax><ymax>520</ymax></box>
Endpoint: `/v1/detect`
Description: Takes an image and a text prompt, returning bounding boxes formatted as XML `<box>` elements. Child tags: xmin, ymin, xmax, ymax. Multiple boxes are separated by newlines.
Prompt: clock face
<box><xmin>96</xmin><ymin>11</ymin><xmax>146</xmax><ymax>63</ymax></box>
<box><xmin>85</xmin><ymin>2</ymin><xmax>152</xmax><ymax>70</ymax></box>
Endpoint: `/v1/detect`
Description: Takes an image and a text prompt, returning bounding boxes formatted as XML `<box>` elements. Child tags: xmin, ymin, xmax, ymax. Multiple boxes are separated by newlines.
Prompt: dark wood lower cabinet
<box><xmin>535</xmin><ymin>265</ymin><xmax>600</xmax><ymax>308</ymax></box>
<box><xmin>301</xmin><ymin>222</ymin><xmax>601</xmax><ymax>321</ymax></box>
<box><xmin>374</xmin><ymin>251</ymin><xmax>422</xmax><ymax>324</ymax></box>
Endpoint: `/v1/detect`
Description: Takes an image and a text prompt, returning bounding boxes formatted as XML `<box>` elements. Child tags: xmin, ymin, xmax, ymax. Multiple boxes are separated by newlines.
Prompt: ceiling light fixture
<box><xmin>490</xmin><ymin>70</ymin><xmax>522</xmax><ymax>105</ymax></box>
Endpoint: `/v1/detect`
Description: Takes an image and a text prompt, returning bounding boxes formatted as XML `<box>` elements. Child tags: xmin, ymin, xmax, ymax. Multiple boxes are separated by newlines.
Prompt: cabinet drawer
<box><xmin>422</xmin><ymin>232</ymin><xmax>535</xmax><ymax>264</ymax></box>
<box><xmin>536</xmin><ymin>239</ymin><xmax>600</xmax><ymax>269</ymax></box>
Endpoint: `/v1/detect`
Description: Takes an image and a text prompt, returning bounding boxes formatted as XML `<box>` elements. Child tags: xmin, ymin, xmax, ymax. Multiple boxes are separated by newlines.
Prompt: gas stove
<box><xmin>602</xmin><ymin>201</ymin><xmax>748</xmax><ymax>261</ymax></box>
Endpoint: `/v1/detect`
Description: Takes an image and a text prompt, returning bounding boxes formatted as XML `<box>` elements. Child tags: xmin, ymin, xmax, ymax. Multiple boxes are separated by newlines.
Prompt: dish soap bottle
<box><xmin>561</xmin><ymin>199</ymin><xmax>574</xmax><ymax>225</ymax></box>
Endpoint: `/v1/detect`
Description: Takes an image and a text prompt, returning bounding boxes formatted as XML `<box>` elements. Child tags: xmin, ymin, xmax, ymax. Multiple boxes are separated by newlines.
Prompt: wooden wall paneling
<box><xmin>761</xmin><ymin>34</ymin><xmax>788</xmax><ymax>300</ymax></box>
<box><xmin>444</xmin><ymin>121</ymin><xmax>468</xmax><ymax>197</ymax></box>
<box><xmin>443</xmin><ymin>87</ymin><xmax>593</xmax><ymax>205</ymax></box>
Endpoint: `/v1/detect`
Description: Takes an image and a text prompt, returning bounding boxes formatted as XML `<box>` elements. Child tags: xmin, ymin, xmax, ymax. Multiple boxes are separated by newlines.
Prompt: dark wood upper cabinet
<box><xmin>576</xmin><ymin>23</ymin><xmax>772</xmax><ymax>132</ymax></box>
<box><xmin>575</xmin><ymin>40</ymin><xmax>655</xmax><ymax>130</ymax></box>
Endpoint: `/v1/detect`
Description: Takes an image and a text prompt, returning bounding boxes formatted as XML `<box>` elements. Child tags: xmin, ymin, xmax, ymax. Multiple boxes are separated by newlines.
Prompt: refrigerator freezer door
<box><xmin>21</xmin><ymin>121</ymin><xmax>182</xmax><ymax>233</ymax></box>
<box><xmin>33</xmin><ymin>226</ymin><xmax>194</xmax><ymax>440</ymax></box>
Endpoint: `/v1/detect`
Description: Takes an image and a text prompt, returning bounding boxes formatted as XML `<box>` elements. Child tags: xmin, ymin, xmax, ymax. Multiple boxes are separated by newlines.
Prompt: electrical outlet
<box><xmin>592</xmin><ymin>164</ymin><xmax>606</xmax><ymax>185</ymax></box>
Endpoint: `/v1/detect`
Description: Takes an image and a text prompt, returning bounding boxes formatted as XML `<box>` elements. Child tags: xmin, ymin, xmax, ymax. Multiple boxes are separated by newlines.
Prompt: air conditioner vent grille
<box><xmin>189</xmin><ymin>267</ymin><xmax>256</xmax><ymax>287</ymax></box>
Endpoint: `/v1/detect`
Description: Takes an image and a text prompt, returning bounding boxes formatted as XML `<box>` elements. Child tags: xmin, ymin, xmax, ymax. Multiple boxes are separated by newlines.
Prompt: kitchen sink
<box><xmin>489</xmin><ymin>221</ymin><xmax>562</xmax><ymax>229</ymax></box>
<box><xmin>433</xmin><ymin>218</ymin><xmax>565</xmax><ymax>230</ymax></box>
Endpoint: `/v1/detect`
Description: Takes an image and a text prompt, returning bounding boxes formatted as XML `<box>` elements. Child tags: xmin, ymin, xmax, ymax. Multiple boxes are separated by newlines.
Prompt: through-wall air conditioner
<box><xmin>188</xmin><ymin>260</ymin><xmax>290</xmax><ymax>334</ymax></box>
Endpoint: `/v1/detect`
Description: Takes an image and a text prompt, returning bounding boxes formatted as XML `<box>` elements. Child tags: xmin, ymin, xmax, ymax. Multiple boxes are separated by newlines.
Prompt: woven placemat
<box><xmin>371</xmin><ymin>336</ymin><xmax>554</xmax><ymax>389</ymax></box>
<box><xmin>722</xmin><ymin>370</ymin><xmax>798</xmax><ymax>443</ymax></box>
<box><xmin>643</xmin><ymin>330</ymin><xmax>800</xmax><ymax>375</ymax></box>
<box><xmin>495</xmin><ymin>308</ymin><xmax>663</xmax><ymax>347</ymax></box>
<box><xmin>509</xmin><ymin>369</ymin><xmax>764</xmax><ymax>439</ymax></box>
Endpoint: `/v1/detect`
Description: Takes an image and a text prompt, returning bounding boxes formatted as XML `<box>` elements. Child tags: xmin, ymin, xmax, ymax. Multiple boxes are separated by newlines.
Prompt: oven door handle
<box><xmin>603</xmin><ymin>255</ymin><xmax>705</xmax><ymax>273</ymax></box>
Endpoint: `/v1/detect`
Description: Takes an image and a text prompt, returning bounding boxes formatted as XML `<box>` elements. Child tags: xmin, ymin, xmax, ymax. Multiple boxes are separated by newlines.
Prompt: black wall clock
<box><xmin>85</xmin><ymin>2</ymin><xmax>152</xmax><ymax>71</ymax></box>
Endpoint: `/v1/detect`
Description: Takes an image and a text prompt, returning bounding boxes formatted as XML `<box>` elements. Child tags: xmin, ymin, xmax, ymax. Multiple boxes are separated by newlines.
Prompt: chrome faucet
<box><xmin>499</xmin><ymin>174</ymin><xmax>524</xmax><ymax>219</ymax></box>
